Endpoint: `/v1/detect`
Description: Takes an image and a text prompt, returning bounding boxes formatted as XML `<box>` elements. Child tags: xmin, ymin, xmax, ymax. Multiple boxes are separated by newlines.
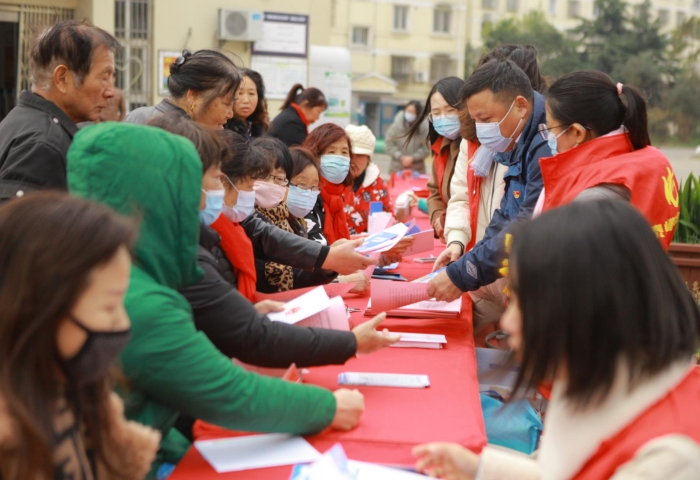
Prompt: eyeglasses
<box><xmin>538</xmin><ymin>123</ymin><xmax>591</xmax><ymax>141</ymax></box>
<box><xmin>289</xmin><ymin>182</ymin><xmax>320</xmax><ymax>192</ymax></box>
<box><xmin>253</xmin><ymin>174</ymin><xmax>289</xmax><ymax>186</ymax></box>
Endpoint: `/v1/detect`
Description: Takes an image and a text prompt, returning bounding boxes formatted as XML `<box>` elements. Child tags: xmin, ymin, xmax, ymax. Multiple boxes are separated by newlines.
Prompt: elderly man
<box><xmin>0</xmin><ymin>20</ymin><xmax>118</xmax><ymax>202</ymax></box>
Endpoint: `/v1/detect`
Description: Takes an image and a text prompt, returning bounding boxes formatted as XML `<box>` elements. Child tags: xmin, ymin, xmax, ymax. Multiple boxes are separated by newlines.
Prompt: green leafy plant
<box><xmin>673</xmin><ymin>173</ymin><xmax>700</xmax><ymax>244</ymax></box>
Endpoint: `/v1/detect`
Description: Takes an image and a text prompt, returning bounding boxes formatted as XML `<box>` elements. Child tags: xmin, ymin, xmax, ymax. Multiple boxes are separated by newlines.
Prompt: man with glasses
<box><xmin>428</xmin><ymin>59</ymin><xmax>549</xmax><ymax>328</ymax></box>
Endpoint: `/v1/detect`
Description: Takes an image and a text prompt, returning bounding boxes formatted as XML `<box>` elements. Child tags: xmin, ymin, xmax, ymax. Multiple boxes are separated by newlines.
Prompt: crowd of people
<box><xmin>0</xmin><ymin>19</ymin><xmax>698</xmax><ymax>480</ymax></box>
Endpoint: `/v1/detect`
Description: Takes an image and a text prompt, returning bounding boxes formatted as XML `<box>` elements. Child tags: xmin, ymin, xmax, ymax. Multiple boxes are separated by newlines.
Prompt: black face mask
<box><xmin>61</xmin><ymin>315</ymin><xmax>131</xmax><ymax>384</ymax></box>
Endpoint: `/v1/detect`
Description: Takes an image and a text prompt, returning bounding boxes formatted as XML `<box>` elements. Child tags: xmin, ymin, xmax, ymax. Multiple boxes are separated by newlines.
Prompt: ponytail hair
<box><xmin>281</xmin><ymin>84</ymin><xmax>328</xmax><ymax>111</ymax></box>
<box><xmin>546</xmin><ymin>70</ymin><xmax>650</xmax><ymax>151</ymax></box>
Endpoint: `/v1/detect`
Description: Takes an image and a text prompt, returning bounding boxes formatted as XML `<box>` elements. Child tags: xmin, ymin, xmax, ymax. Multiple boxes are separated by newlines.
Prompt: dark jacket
<box><xmin>304</xmin><ymin>196</ymin><xmax>328</xmax><ymax>245</ymax></box>
<box><xmin>446</xmin><ymin>91</ymin><xmax>549</xmax><ymax>292</ymax></box>
<box><xmin>122</xmin><ymin>98</ymin><xmax>186</xmax><ymax>125</ymax></box>
<box><xmin>0</xmin><ymin>91</ymin><xmax>79</xmax><ymax>201</ymax></box>
<box><xmin>179</xmin><ymin>224</ymin><xmax>356</xmax><ymax>368</ymax></box>
<box><xmin>253</xmin><ymin>209</ymin><xmax>337</xmax><ymax>293</ymax></box>
<box><xmin>269</xmin><ymin>106</ymin><xmax>308</xmax><ymax>147</ymax></box>
<box><xmin>225</xmin><ymin>117</ymin><xmax>266</xmax><ymax>141</ymax></box>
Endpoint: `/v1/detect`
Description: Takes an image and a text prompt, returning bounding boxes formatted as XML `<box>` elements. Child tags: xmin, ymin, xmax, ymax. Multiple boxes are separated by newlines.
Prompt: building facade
<box><xmin>0</xmin><ymin>0</ymin><xmax>698</xmax><ymax>132</ymax></box>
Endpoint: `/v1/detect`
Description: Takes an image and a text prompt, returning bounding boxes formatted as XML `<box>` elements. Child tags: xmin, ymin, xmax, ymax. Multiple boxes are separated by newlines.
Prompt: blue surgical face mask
<box><xmin>222</xmin><ymin>179</ymin><xmax>256</xmax><ymax>223</ymax></box>
<box><xmin>547</xmin><ymin>127</ymin><xmax>569</xmax><ymax>156</ymax></box>
<box><xmin>475</xmin><ymin>100</ymin><xmax>522</xmax><ymax>153</ymax></box>
<box><xmin>199</xmin><ymin>189</ymin><xmax>224</xmax><ymax>226</ymax></box>
<box><xmin>432</xmin><ymin>114</ymin><xmax>461</xmax><ymax>140</ymax></box>
<box><xmin>287</xmin><ymin>185</ymin><xmax>320</xmax><ymax>218</ymax></box>
<box><xmin>320</xmin><ymin>154</ymin><xmax>351</xmax><ymax>184</ymax></box>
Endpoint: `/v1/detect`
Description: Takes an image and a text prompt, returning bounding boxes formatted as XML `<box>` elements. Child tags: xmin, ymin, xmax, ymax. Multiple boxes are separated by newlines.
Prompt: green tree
<box><xmin>482</xmin><ymin>11</ymin><xmax>578</xmax><ymax>77</ymax></box>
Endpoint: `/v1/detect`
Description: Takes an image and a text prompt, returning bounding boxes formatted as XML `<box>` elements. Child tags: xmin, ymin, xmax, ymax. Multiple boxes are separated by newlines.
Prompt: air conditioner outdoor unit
<box><xmin>218</xmin><ymin>9</ymin><xmax>263</xmax><ymax>42</ymax></box>
<box><xmin>414</xmin><ymin>71</ymin><xmax>429</xmax><ymax>83</ymax></box>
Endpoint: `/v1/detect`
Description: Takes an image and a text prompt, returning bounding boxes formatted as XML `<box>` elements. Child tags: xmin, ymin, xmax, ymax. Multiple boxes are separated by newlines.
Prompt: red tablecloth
<box><xmin>170</xmin><ymin>178</ymin><xmax>486</xmax><ymax>479</ymax></box>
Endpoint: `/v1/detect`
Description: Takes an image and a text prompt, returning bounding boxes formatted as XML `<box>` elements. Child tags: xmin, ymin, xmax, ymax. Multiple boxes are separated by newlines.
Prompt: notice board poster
<box><xmin>252</xmin><ymin>12</ymin><xmax>309</xmax><ymax>57</ymax></box>
<box><xmin>250</xmin><ymin>55</ymin><xmax>308</xmax><ymax>100</ymax></box>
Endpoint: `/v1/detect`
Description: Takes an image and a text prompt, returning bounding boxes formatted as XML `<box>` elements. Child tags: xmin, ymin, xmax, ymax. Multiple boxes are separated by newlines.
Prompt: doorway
<box><xmin>0</xmin><ymin>18</ymin><xmax>18</xmax><ymax>121</ymax></box>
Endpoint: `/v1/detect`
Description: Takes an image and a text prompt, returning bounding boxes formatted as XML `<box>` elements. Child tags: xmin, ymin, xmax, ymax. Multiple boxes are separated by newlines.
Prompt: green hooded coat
<box><xmin>67</xmin><ymin>122</ymin><xmax>336</xmax><ymax>472</ymax></box>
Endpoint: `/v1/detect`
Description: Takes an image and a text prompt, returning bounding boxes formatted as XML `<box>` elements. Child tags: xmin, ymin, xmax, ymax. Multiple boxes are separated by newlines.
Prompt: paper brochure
<box><xmin>390</xmin><ymin>332</ymin><xmax>447</xmax><ymax>349</ymax></box>
<box><xmin>266</xmin><ymin>287</ymin><xmax>330</xmax><ymax>324</ymax></box>
<box><xmin>254</xmin><ymin>283</ymin><xmax>355</xmax><ymax>302</ymax></box>
<box><xmin>297</xmin><ymin>296</ymin><xmax>349</xmax><ymax>331</ymax></box>
<box><xmin>370</xmin><ymin>279</ymin><xmax>431</xmax><ymax>312</ymax></box>
<box><xmin>356</xmin><ymin>222</ymin><xmax>410</xmax><ymax>254</ymax></box>
<box><xmin>194</xmin><ymin>434</ymin><xmax>321</xmax><ymax>473</ymax></box>
<box><xmin>365</xmin><ymin>297</ymin><xmax>462</xmax><ymax>318</ymax></box>
<box><xmin>401</xmin><ymin>229</ymin><xmax>435</xmax><ymax>257</ymax></box>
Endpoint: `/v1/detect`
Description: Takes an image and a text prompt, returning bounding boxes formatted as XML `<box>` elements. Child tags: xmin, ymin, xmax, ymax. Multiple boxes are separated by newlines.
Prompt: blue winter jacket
<box><xmin>446</xmin><ymin>91</ymin><xmax>549</xmax><ymax>292</ymax></box>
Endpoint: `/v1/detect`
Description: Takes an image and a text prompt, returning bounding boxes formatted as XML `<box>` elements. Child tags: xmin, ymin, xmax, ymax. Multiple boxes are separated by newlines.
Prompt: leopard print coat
<box><xmin>255</xmin><ymin>203</ymin><xmax>295</xmax><ymax>291</ymax></box>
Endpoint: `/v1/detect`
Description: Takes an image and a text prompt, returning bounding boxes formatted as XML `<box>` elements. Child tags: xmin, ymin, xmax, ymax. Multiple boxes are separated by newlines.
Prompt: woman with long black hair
<box><xmin>406</xmin><ymin>77</ymin><xmax>466</xmax><ymax>241</ymax></box>
<box><xmin>414</xmin><ymin>200</ymin><xmax>700</xmax><ymax>479</ymax></box>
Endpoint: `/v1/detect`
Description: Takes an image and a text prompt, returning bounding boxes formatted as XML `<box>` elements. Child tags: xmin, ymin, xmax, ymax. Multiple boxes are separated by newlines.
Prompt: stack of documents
<box><xmin>195</xmin><ymin>434</ymin><xmax>321</xmax><ymax>473</ymax></box>
<box><xmin>365</xmin><ymin>275</ymin><xmax>462</xmax><ymax>318</ymax></box>
<box><xmin>365</xmin><ymin>297</ymin><xmax>462</xmax><ymax>318</ymax></box>
<box><xmin>291</xmin><ymin>444</ymin><xmax>426</xmax><ymax>479</ymax></box>
<box><xmin>390</xmin><ymin>333</ymin><xmax>447</xmax><ymax>349</ymax></box>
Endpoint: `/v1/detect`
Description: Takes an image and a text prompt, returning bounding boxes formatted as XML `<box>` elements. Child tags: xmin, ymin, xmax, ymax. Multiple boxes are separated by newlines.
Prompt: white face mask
<box><xmin>404</xmin><ymin>111</ymin><xmax>417</xmax><ymax>123</ymax></box>
<box><xmin>474</xmin><ymin>100</ymin><xmax>522</xmax><ymax>153</ymax></box>
<box><xmin>222</xmin><ymin>178</ymin><xmax>256</xmax><ymax>223</ymax></box>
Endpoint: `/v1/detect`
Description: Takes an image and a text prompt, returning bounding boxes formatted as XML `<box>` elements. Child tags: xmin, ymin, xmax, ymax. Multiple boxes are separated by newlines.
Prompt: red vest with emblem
<box><xmin>573</xmin><ymin>367</ymin><xmax>700</xmax><ymax>480</ymax></box>
<box><xmin>464</xmin><ymin>140</ymin><xmax>480</xmax><ymax>251</ymax></box>
<box><xmin>540</xmin><ymin>133</ymin><xmax>680</xmax><ymax>250</ymax></box>
<box><xmin>431</xmin><ymin>136</ymin><xmax>449</xmax><ymax>203</ymax></box>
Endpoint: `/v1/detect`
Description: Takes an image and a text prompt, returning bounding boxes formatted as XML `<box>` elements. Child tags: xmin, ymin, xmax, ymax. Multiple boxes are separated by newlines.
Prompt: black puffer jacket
<box><xmin>178</xmin><ymin>223</ymin><xmax>357</xmax><ymax>368</ymax></box>
<box><xmin>0</xmin><ymin>91</ymin><xmax>79</xmax><ymax>201</ymax></box>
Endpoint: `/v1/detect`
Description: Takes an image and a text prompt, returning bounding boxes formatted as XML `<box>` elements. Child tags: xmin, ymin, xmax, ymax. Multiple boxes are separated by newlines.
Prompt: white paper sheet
<box><xmin>370</xmin><ymin>279</ymin><xmax>430</xmax><ymax>312</ymax></box>
<box><xmin>368</xmin><ymin>211</ymin><xmax>393</xmax><ymax>235</ymax></box>
<box><xmin>194</xmin><ymin>434</ymin><xmax>321</xmax><ymax>473</ymax></box>
<box><xmin>254</xmin><ymin>283</ymin><xmax>354</xmax><ymax>302</ymax></box>
<box><xmin>356</xmin><ymin>223</ymin><xmax>410</xmax><ymax>254</ymax></box>
<box><xmin>298</xmin><ymin>296</ymin><xmax>349</xmax><ymax>330</ymax></box>
<box><xmin>267</xmin><ymin>287</ymin><xmax>330</xmax><ymax>324</ymax></box>
<box><xmin>401</xmin><ymin>229</ymin><xmax>435</xmax><ymax>257</ymax></box>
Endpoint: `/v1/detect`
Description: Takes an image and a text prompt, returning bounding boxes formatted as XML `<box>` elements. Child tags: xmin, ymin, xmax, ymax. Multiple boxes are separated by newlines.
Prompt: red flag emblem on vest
<box><xmin>513</xmin><ymin>191</ymin><xmax>521</xmax><ymax>199</ymax></box>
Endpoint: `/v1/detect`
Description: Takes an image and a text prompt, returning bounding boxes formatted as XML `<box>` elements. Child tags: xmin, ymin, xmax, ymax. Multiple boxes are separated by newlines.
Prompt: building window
<box><xmin>393</xmin><ymin>5</ymin><xmax>409</xmax><ymax>32</ymax></box>
<box><xmin>507</xmin><ymin>0</ymin><xmax>519</xmax><ymax>12</ymax></box>
<box><xmin>482</xmin><ymin>0</ymin><xmax>497</xmax><ymax>10</ymax></box>
<box><xmin>633</xmin><ymin>4</ymin><xmax>643</xmax><ymax>18</ymax></box>
<box><xmin>568</xmin><ymin>0</ymin><xmax>580</xmax><ymax>17</ymax></box>
<box><xmin>433</xmin><ymin>6</ymin><xmax>452</xmax><ymax>34</ymax></box>
<box><xmin>548</xmin><ymin>0</ymin><xmax>556</xmax><ymax>15</ymax></box>
<box><xmin>694</xmin><ymin>0</ymin><xmax>700</xmax><ymax>12</ymax></box>
<box><xmin>115</xmin><ymin>0</ymin><xmax>152</xmax><ymax>111</ymax></box>
<box><xmin>658</xmin><ymin>8</ymin><xmax>669</xmax><ymax>26</ymax></box>
<box><xmin>482</xmin><ymin>13</ymin><xmax>494</xmax><ymax>30</ymax></box>
<box><xmin>391</xmin><ymin>56</ymin><xmax>413</xmax><ymax>83</ymax></box>
<box><xmin>676</xmin><ymin>11</ymin><xmax>686</xmax><ymax>26</ymax></box>
<box><xmin>430</xmin><ymin>56</ymin><xmax>455</xmax><ymax>82</ymax></box>
<box><xmin>352</xmin><ymin>26</ymin><xmax>369</xmax><ymax>46</ymax></box>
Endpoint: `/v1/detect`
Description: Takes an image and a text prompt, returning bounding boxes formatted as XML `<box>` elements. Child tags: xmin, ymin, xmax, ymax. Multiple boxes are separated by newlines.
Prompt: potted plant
<box><xmin>669</xmin><ymin>173</ymin><xmax>700</xmax><ymax>285</ymax></box>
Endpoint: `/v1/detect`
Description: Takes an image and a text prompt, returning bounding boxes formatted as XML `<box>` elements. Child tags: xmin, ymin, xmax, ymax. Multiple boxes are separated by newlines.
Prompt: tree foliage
<box><xmin>478</xmin><ymin>0</ymin><xmax>700</xmax><ymax>143</ymax></box>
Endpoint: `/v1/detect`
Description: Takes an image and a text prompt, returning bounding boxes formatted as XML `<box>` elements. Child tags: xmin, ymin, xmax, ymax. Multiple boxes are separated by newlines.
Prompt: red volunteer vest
<box><xmin>431</xmin><ymin>137</ymin><xmax>449</xmax><ymax>203</ymax></box>
<box><xmin>540</xmin><ymin>133</ymin><xmax>680</xmax><ymax>250</ymax></box>
<box><xmin>573</xmin><ymin>367</ymin><xmax>700</xmax><ymax>480</ymax></box>
<box><xmin>464</xmin><ymin>140</ymin><xmax>480</xmax><ymax>251</ymax></box>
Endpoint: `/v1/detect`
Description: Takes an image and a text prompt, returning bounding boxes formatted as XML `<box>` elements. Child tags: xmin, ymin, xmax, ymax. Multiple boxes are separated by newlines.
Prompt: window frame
<box><xmin>432</xmin><ymin>6</ymin><xmax>453</xmax><ymax>35</ymax></box>
<box><xmin>351</xmin><ymin>25</ymin><xmax>370</xmax><ymax>47</ymax></box>
<box><xmin>391</xmin><ymin>55</ymin><xmax>414</xmax><ymax>83</ymax></box>
<box><xmin>392</xmin><ymin>4</ymin><xmax>410</xmax><ymax>33</ymax></box>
